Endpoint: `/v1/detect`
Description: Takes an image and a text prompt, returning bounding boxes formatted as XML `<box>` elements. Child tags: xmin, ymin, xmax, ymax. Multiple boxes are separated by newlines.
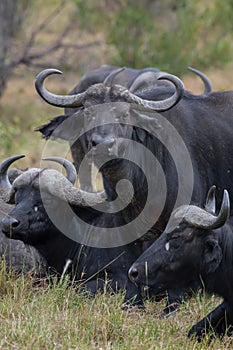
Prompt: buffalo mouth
<box><xmin>139</xmin><ymin>283</ymin><xmax>167</xmax><ymax>299</ymax></box>
<box><xmin>2</xmin><ymin>227</ymin><xmax>29</xmax><ymax>243</ymax></box>
<box><xmin>1</xmin><ymin>216</ymin><xmax>30</xmax><ymax>242</ymax></box>
<box><xmin>87</xmin><ymin>136</ymin><xmax>130</xmax><ymax>160</ymax></box>
<box><xmin>88</xmin><ymin>142</ymin><xmax>119</xmax><ymax>159</ymax></box>
<box><xmin>139</xmin><ymin>285</ymin><xmax>151</xmax><ymax>299</ymax></box>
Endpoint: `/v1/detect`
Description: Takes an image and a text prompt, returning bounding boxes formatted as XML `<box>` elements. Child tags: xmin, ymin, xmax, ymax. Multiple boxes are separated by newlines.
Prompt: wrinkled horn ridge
<box><xmin>185</xmin><ymin>189</ymin><xmax>230</xmax><ymax>230</ymax></box>
<box><xmin>39</xmin><ymin>169</ymin><xmax>106</xmax><ymax>207</ymax></box>
<box><xmin>35</xmin><ymin>68</ymin><xmax>86</xmax><ymax>107</ymax></box>
<box><xmin>0</xmin><ymin>154</ymin><xmax>25</xmax><ymax>202</ymax></box>
<box><xmin>42</xmin><ymin>157</ymin><xmax>77</xmax><ymax>185</ymax></box>
<box><xmin>35</xmin><ymin>69</ymin><xmax>184</xmax><ymax>111</ymax></box>
<box><xmin>42</xmin><ymin>157</ymin><xmax>107</xmax><ymax>206</ymax></box>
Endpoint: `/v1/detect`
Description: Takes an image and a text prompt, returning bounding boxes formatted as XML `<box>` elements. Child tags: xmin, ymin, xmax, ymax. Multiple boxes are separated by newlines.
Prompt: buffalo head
<box><xmin>35</xmin><ymin>69</ymin><xmax>185</xmax><ymax>206</ymax></box>
<box><xmin>0</xmin><ymin>155</ymin><xmax>106</xmax><ymax>244</ymax></box>
<box><xmin>36</xmin><ymin>66</ymin><xmax>211</xmax><ymax>194</ymax></box>
<box><xmin>35</xmin><ymin>68</ymin><xmax>184</xmax><ymax>165</ymax></box>
<box><xmin>128</xmin><ymin>186</ymin><xmax>230</xmax><ymax>295</ymax></box>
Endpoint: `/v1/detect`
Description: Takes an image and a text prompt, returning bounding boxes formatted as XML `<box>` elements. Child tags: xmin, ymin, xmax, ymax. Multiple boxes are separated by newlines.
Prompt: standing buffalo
<box><xmin>34</xmin><ymin>67</ymin><xmax>233</xmax><ymax>236</ymax></box>
<box><xmin>0</xmin><ymin>155</ymin><xmax>144</xmax><ymax>306</ymax></box>
<box><xmin>128</xmin><ymin>186</ymin><xmax>233</xmax><ymax>340</ymax></box>
<box><xmin>35</xmin><ymin>68</ymin><xmax>185</xmax><ymax>239</ymax></box>
<box><xmin>37</xmin><ymin>65</ymin><xmax>160</xmax><ymax>191</ymax></box>
<box><xmin>37</xmin><ymin>65</ymin><xmax>212</xmax><ymax>192</ymax></box>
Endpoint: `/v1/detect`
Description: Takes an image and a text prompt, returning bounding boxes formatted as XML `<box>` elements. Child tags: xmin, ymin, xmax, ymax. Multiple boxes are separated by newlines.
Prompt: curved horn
<box><xmin>0</xmin><ymin>154</ymin><xmax>25</xmax><ymax>202</ymax></box>
<box><xmin>204</xmin><ymin>185</ymin><xmax>216</xmax><ymax>214</ymax></box>
<box><xmin>123</xmin><ymin>73</ymin><xmax>184</xmax><ymax>111</ymax></box>
<box><xmin>188</xmin><ymin>67</ymin><xmax>212</xmax><ymax>94</ymax></box>
<box><xmin>185</xmin><ymin>189</ymin><xmax>230</xmax><ymax>230</ymax></box>
<box><xmin>103</xmin><ymin>67</ymin><xmax>126</xmax><ymax>86</ymax></box>
<box><xmin>35</xmin><ymin>69</ymin><xmax>86</xmax><ymax>107</ymax></box>
<box><xmin>39</xmin><ymin>169</ymin><xmax>106</xmax><ymax>207</ymax></box>
<box><xmin>129</xmin><ymin>70</ymin><xmax>162</xmax><ymax>92</ymax></box>
<box><xmin>42</xmin><ymin>157</ymin><xmax>77</xmax><ymax>185</ymax></box>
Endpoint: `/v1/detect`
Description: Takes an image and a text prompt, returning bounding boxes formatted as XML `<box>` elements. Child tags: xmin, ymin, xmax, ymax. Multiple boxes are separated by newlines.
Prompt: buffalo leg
<box><xmin>163</xmin><ymin>289</ymin><xmax>186</xmax><ymax>316</ymax></box>
<box><xmin>188</xmin><ymin>301</ymin><xmax>233</xmax><ymax>341</ymax></box>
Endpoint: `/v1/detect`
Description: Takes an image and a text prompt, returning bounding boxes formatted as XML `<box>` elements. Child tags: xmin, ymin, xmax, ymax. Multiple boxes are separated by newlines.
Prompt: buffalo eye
<box><xmin>121</xmin><ymin>112</ymin><xmax>129</xmax><ymax>120</ymax></box>
<box><xmin>34</xmin><ymin>205</ymin><xmax>39</xmax><ymax>212</ymax></box>
<box><xmin>165</xmin><ymin>242</ymin><xmax>170</xmax><ymax>251</ymax></box>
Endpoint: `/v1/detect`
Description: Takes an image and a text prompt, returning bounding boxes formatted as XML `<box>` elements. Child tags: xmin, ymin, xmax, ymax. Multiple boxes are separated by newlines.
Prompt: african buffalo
<box><xmin>0</xmin><ymin>163</ymin><xmax>47</xmax><ymax>276</ymax></box>
<box><xmin>34</xmin><ymin>69</ymin><xmax>187</xmax><ymax>270</ymax></box>
<box><xmin>129</xmin><ymin>186</ymin><xmax>233</xmax><ymax>339</ymax></box>
<box><xmin>34</xmin><ymin>67</ymin><xmax>233</xmax><ymax>235</ymax></box>
<box><xmin>37</xmin><ymin>65</ymin><xmax>212</xmax><ymax>192</ymax></box>
<box><xmin>34</xmin><ymin>66</ymin><xmax>233</xmax><ymax>314</ymax></box>
<box><xmin>0</xmin><ymin>155</ymin><xmax>144</xmax><ymax>306</ymax></box>
<box><xmin>0</xmin><ymin>219</ymin><xmax>47</xmax><ymax>276</ymax></box>
<box><xmin>37</xmin><ymin>65</ymin><xmax>159</xmax><ymax>191</ymax></box>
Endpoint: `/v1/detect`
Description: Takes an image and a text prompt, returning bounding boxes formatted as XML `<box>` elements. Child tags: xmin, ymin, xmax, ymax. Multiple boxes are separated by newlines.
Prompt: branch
<box><xmin>7</xmin><ymin>1</ymin><xmax>104</xmax><ymax>69</ymax></box>
<box><xmin>18</xmin><ymin>40</ymin><xmax>104</xmax><ymax>67</ymax></box>
<box><xmin>23</xmin><ymin>0</ymin><xmax>67</xmax><ymax>53</ymax></box>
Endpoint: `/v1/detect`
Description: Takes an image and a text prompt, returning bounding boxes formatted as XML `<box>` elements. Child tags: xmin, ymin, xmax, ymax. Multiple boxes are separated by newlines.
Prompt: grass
<box><xmin>1</xmin><ymin>54</ymin><xmax>233</xmax><ymax>350</ymax></box>
<box><xmin>0</xmin><ymin>263</ymin><xmax>231</xmax><ymax>349</ymax></box>
<box><xmin>1</xmin><ymin>2</ymin><xmax>233</xmax><ymax>348</ymax></box>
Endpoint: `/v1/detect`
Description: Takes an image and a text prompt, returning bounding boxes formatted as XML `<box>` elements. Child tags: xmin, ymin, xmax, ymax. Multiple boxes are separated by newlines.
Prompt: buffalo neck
<box><xmin>201</xmin><ymin>222</ymin><xmax>233</xmax><ymax>304</ymax></box>
<box><xmin>99</xmin><ymin>139</ymin><xmax>179</xmax><ymax>236</ymax></box>
<box><xmin>35</xmin><ymin>231</ymin><xmax>76</xmax><ymax>274</ymax></box>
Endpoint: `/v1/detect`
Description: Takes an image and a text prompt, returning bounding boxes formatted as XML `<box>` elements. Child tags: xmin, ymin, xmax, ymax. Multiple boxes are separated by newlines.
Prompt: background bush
<box><xmin>74</xmin><ymin>0</ymin><xmax>233</xmax><ymax>74</ymax></box>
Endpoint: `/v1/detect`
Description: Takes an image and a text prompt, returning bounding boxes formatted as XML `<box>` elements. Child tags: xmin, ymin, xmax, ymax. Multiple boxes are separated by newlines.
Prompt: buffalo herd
<box><xmin>1</xmin><ymin>64</ymin><xmax>233</xmax><ymax>340</ymax></box>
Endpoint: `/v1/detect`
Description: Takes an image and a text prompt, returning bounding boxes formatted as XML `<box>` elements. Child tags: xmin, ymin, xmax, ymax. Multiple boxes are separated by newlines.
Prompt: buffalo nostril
<box><xmin>128</xmin><ymin>266</ymin><xmax>139</xmax><ymax>282</ymax></box>
<box><xmin>11</xmin><ymin>218</ymin><xmax>19</xmax><ymax>227</ymax></box>
<box><xmin>91</xmin><ymin>135</ymin><xmax>103</xmax><ymax>147</ymax></box>
<box><xmin>2</xmin><ymin>217</ymin><xmax>19</xmax><ymax>232</ymax></box>
<box><xmin>91</xmin><ymin>135</ymin><xmax>115</xmax><ymax>148</ymax></box>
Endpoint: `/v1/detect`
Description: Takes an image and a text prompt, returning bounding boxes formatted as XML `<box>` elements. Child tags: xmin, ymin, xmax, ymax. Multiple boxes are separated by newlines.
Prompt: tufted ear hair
<box><xmin>203</xmin><ymin>238</ymin><xmax>222</xmax><ymax>274</ymax></box>
<box><xmin>36</xmin><ymin>113</ymin><xmax>84</xmax><ymax>142</ymax></box>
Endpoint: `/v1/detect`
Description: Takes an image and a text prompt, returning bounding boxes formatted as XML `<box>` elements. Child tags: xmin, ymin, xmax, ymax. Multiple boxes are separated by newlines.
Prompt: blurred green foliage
<box><xmin>73</xmin><ymin>0</ymin><xmax>233</xmax><ymax>74</ymax></box>
<box><xmin>0</xmin><ymin>120</ymin><xmax>21</xmax><ymax>155</ymax></box>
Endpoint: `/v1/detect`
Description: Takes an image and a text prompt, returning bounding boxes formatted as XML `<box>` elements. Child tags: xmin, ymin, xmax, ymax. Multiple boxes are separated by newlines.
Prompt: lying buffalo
<box><xmin>129</xmin><ymin>186</ymin><xmax>233</xmax><ymax>340</ymax></box>
<box><xmin>0</xmin><ymin>158</ymin><xmax>47</xmax><ymax>276</ymax></box>
<box><xmin>0</xmin><ymin>155</ymin><xmax>144</xmax><ymax>306</ymax></box>
<box><xmin>0</xmin><ymin>218</ymin><xmax>47</xmax><ymax>276</ymax></box>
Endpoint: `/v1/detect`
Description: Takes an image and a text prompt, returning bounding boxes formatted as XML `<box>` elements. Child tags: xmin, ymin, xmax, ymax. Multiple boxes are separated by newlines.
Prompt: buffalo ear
<box><xmin>203</xmin><ymin>238</ymin><xmax>222</xmax><ymax>273</ymax></box>
<box><xmin>36</xmin><ymin>114</ymin><xmax>82</xmax><ymax>141</ymax></box>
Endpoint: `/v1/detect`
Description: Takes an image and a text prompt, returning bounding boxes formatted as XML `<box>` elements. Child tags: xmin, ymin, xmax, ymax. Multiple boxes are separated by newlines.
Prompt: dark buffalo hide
<box><xmin>34</xmin><ymin>67</ymin><xmax>230</xmax><ymax>313</ymax></box>
<box><xmin>129</xmin><ymin>187</ymin><xmax>233</xmax><ymax>339</ymax></box>
<box><xmin>0</xmin><ymin>199</ymin><xmax>47</xmax><ymax>276</ymax></box>
<box><xmin>0</xmin><ymin>159</ymin><xmax>145</xmax><ymax>306</ymax></box>
<box><xmin>37</xmin><ymin>65</ymin><xmax>211</xmax><ymax>192</ymax></box>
